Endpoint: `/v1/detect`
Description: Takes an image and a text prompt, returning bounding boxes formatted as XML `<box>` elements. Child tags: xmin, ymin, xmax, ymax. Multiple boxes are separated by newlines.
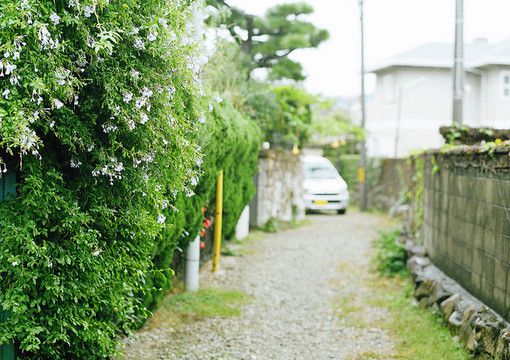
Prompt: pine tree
<box><xmin>207</xmin><ymin>1</ymin><xmax>329</xmax><ymax>80</ymax></box>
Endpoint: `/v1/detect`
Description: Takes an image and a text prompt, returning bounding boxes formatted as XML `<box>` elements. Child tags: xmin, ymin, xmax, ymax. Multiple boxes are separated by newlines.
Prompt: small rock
<box><xmin>495</xmin><ymin>329</ymin><xmax>510</xmax><ymax>360</ymax></box>
<box><xmin>440</xmin><ymin>294</ymin><xmax>461</xmax><ymax>319</ymax></box>
<box><xmin>414</xmin><ymin>279</ymin><xmax>435</xmax><ymax>300</ymax></box>
<box><xmin>448</xmin><ymin>310</ymin><xmax>464</xmax><ymax>328</ymax></box>
<box><xmin>464</xmin><ymin>328</ymin><xmax>478</xmax><ymax>352</ymax></box>
<box><xmin>479</xmin><ymin>318</ymin><xmax>506</xmax><ymax>356</ymax></box>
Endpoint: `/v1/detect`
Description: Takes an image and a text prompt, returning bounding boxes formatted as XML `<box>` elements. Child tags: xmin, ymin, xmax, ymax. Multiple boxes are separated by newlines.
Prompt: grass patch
<box><xmin>260</xmin><ymin>217</ymin><xmax>311</xmax><ymax>233</ymax></box>
<box><xmin>334</xmin><ymin>292</ymin><xmax>367</xmax><ymax>328</ymax></box>
<box><xmin>367</xmin><ymin>276</ymin><xmax>472</xmax><ymax>360</ymax></box>
<box><xmin>146</xmin><ymin>288</ymin><xmax>250</xmax><ymax>330</ymax></box>
<box><xmin>366</xmin><ymin>229</ymin><xmax>472</xmax><ymax>359</ymax></box>
<box><xmin>234</xmin><ymin>230</ymin><xmax>265</xmax><ymax>245</ymax></box>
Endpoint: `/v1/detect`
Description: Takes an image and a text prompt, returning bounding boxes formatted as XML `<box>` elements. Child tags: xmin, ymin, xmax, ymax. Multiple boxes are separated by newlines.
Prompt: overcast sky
<box><xmin>227</xmin><ymin>0</ymin><xmax>510</xmax><ymax>97</ymax></box>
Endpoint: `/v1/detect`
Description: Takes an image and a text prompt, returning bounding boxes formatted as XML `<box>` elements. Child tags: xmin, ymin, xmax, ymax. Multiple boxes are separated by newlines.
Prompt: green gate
<box><xmin>0</xmin><ymin>170</ymin><xmax>16</xmax><ymax>360</ymax></box>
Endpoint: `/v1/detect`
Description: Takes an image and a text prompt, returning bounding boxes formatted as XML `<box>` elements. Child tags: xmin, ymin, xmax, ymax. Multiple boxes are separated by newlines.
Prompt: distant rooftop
<box><xmin>369</xmin><ymin>38</ymin><xmax>510</xmax><ymax>73</ymax></box>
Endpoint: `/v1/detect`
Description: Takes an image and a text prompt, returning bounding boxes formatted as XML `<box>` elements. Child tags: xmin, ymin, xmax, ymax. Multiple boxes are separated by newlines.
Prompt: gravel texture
<box><xmin>124</xmin><ymin>211</ymin><xmax>396</xmax><ymax>359</ymax></box>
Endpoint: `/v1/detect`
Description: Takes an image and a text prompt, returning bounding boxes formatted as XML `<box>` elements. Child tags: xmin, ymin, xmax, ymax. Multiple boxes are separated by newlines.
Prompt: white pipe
<box><xmin>185</xmin><ymin>236</ymin><xmax>200</xmax><ymax>292</ymax></box>
<box><xmin>235</xmin><ymin>206</ymin><xmax>250</xmax><ymax>240</ymax></box>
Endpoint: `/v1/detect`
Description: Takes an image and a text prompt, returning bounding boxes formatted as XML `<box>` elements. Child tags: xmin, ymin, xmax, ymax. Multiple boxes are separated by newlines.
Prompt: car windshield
<box><xmin>304</xmin><ymin>164</ymin><xmax>338</xmax><ymax>179</ymax></box>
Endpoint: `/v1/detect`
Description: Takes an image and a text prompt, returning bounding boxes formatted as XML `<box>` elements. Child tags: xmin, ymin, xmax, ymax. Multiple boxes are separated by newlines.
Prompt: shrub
<box><xmin>270</xmin><ymin>85</ymin><xmax>316</xmax><ymax>148</ymax></box>
<box><xmin>143</xmin><ymin>99</ymin><xmax>261</xmax><ymax>310</ymax></box>
<box><xmin>0</xmin><ymin>0</ymin><xmax>204</xmax><ymax>357</ymax></box>
<box><xmin>372</xmin><ymin>229</ymin><xmax>407</xmax><ymax>276</ymax></box>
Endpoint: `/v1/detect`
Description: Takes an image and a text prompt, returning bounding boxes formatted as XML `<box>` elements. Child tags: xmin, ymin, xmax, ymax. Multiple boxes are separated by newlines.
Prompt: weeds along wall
<box><xmin>143</xmin><ymin>100</ymin><xmax>261</xmax><ymax>311</ymax></box>
<box><xmin>0</xmin><ymin>0</ymin><xmax>217</xmax><ymax>358</ymax></box>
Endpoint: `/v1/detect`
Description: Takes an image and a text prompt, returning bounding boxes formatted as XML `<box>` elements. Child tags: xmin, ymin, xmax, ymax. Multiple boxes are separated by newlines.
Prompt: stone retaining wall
<box><xmin>250</xmin><ymin>150</ymin><xmax>305</xmax><ymax>228</ymax></box>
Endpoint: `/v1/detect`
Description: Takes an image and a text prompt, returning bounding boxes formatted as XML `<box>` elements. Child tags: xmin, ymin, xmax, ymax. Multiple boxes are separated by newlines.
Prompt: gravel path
<box><xmin>124</xmin><ymin>211</ymin><xmax>397</xmax><ymax>359</ymax></box>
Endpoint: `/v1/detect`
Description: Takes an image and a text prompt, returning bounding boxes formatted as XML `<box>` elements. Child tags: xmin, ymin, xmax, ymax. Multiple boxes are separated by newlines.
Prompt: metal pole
<box><xmin>452</xmin><ymin>0</ymin><xmax>464</xmax><ymax>124</ymax></box>
<box><xmin>212</xmin><ymin>170</ymin><xmax>223</xmax><ymax>272</ymax></box>
<box><xmin>358</xmin><ymin>0</ymin><xmax>368</xmax><ymax>211</ymax></box>
<box><xmin>394</xmin><ymin>88</ymin><xmax>403</xmax><ymax>159</ymax></box>
<box><xmin>185</xmin><ymin>236</ymin><xmax>200</xmax><ymax>291</ymax></box>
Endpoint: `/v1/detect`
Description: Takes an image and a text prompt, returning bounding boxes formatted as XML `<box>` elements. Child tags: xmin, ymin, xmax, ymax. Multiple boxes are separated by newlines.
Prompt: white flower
<box><xmin>147</xmin><ymin>31</ymin><xmax>157</xmax><ymax>42</ymax></box>
<box><xmin>87</xmin><ymin>36</ymin><xmax>96</xmax><ymax>48</ymax></box>
<box><xmin>135</xmin><ymin>97</ymin><xmax>146</xmax><ymax>109</ymax></box>
<box><xmin>50</xmin><ymin>12</ymin><xmax>61</xmax><ymax>25</ymax></box>
<box><xmin>12</xmin><ymin>52</ymin><xmax>20</xmax><ymax>60</ymax></box>
<box><xmin>5</xmin><ymin>63</ymin><xmax>16</xmax><ymax>75</ymax></box>
<box><xmin>216</xmin><ymin>96</ymin><xmax>223</xmax><ymax>103</ymax></box>
<box><xmin>31</xmin><ymin>92</ymin><xmax>43</xmax><ymax>104</ymax></box>
<box><xmin>49</xmin><ymin>121</ymin><xmax>55</xmax><ymax>128</ymax></box>
<box><xmin>157</xmin><ymin>214</ymin><xmax>166</xmax><ymax>224</ymax></box>
<box><xmin>3</xmin><ymin>52</ymin><xmax>9</xmax><ymax>58</ymax></box>
<box><xmin>161</xmin><ymin>200</ymin><xmax>169</xmax><ymax>209</ymax></box>
<box><xmin>127</xmin><ymin>119</ymin><xmax>136</xmax><ymax>130</ymax></box>
<box><xmin>198</xmin><ymin>116</ymin><xmax>206</xmax><ymax>124</ymax></box>
<box><xmin>209</xmin><ymin>103</ymin><xmax>213</xmax><ymax>112</ymax></box>
<box><xmin>12</xmin><ymin>261</ymin><xmax>18</xmax><ymax>266</ymax></box>
<box><xmin>133</xmin><ymin>38</ymin><xmax>145</xmax><ymax>50</ymax></box>
<box><xmin>74</xmin><ymin>95</ymin><xmax>79</xmax><ymax>105</ymax></box>
<box><xmin>141</xmin><ymin>87</ymin><xmax>153</xmax><ymax>98</ymax></box>
<box><xmin>83</xmin><ymin>5</ymin><xmax>95</xmax><ymax>17</ymax></box>
<box><xmin>38</xmin><ymin>24</ymin><xmax>57</xmax><ymax>49</ymax></box>
<box><xmin>53</xmin><ymin>99</ymin><xmax>64</xmax><ymax>109</ymax></box>
<box><xmin>9</xmin><ymin>74</ymin><xmax>19</xmax><ymax>86</ymax></box>
<box><xmin>123</xmin><ymin>91</ymin><xmax>133</xmax><ymax>103</ymax></box>
<box><xmin>190</xmin><ymin>177</ymin><xmax>198</xmax><ymax>186</ymax></box>
<box><xmin>130</xmin><ymin>69</ymin><xmax>140</xmax><ymax>79</ymax></box>
<box><xmin>19</xmin><ymin>128</ymin><xmax>38</xmax><ymax>151</ymax></box>
<box><xmin>140</xmin><ymin>112</ymin><xmax>149</xmax><ymax>124</ymax></box>
<box><xmin>93</xmin><ymin>157</ymin><xmax>124</xmax><ymax>184</ymax></box>
<box><xmin>70</xmin><ymin>159</ymin><xmax>82</xmax><ymax>168</ymax></box>
<box><xmin>92</xmin><ymin>249</ymin><xmax>101</xmax><ymax>256</ymax></box>
<box><xmin>158</xmin><ymin>18</ymin><xmax>168</xmax><ymax>28</ymax></box>
<box><xmin>102</xmin><ymin>123</ymin><xmax>117</xmax><ymax>133</ymax></box>
<box><xmin>131</xmin><ymin>27</ymin><xmax>140</xmax><ymax>35</ymax></box>
<box><xmin>2</xmin><ymin>89</ymin><xmax>10</xmax><ymax>99</ymax></box>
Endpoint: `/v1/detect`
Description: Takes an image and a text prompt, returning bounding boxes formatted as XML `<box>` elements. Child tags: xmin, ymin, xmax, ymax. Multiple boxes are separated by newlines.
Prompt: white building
<box><xmin>365</xmin><ymin>39</ymin><xmax>510</xmax><ymax>158</ymax></box>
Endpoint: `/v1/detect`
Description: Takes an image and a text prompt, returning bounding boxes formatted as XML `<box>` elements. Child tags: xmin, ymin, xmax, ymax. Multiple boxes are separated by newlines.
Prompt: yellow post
<box><xmin>357</xmin><ymin>166</ymin><xmax>366</xmax><ymax>184</ymax></box>
<box><xmin>212</xmin><ymin>170</ymin><xmax>223</xmax><ymax>272</ymax></box>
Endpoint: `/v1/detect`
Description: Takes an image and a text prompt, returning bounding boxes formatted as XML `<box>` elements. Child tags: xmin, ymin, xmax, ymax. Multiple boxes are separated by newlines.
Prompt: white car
<box><xmin>302</xmin><ymin>155</ymin><xmax>349</xmax><ymax>214</ymax></box>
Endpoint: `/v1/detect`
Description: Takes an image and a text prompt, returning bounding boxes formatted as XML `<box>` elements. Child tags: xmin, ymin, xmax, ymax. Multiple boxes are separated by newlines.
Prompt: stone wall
<box><xmin>250</xmin><ymin>150</ymin><xmax>305</xmax><ymax>228</ymax></box>
<box><xmin>367</xmin><ymin>158</ymin><xmax>412</xmax><ymax>211</ymax></box>
<box><xmin>422</xmin><ymin>146</ymin><xmax>510</xmax><ymax>319</ymax></box>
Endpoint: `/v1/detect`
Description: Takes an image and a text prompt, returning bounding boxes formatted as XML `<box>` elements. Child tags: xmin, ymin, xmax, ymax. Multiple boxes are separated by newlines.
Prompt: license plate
<box><xmin>314</xmin><ymin>200</ymin><xmax>328</xmax><ymax>205</ymax></box>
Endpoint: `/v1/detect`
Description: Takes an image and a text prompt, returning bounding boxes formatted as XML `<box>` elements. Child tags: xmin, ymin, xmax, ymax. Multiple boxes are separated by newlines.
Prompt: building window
<box><xmin>501</xmin><ymin>71</ymin><xmax>510</xmax><ymax>98</ymax></box>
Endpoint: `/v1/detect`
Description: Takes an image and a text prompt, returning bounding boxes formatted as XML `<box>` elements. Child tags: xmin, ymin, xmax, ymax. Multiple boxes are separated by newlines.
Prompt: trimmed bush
<box><xmin>0</xmin><ymin>0</ymin><xmax>205</xmax><ymax>357</ymax></box>
<box><xmin>143</xmin><ymin>99</ymin><xmax>261</xmax><ymax>310</ymax></box>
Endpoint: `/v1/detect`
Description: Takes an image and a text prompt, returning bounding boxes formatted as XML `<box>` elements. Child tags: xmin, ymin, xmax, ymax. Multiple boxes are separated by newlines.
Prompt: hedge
<box><xmin>143</xmin><ymin>99</ymin><xmax>261</xmax><ymax>310</ymax></box>
<box><xmin>0</xmin><ymin>0</ymin><xmax>205</xmax><ymax>358</ymax></box>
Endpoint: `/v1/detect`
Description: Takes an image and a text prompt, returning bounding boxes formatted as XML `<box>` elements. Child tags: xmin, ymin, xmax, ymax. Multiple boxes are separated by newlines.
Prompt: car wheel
<box><xmin>337</xmin><ymin>209</ymin><xmax>346</xmax><ymax>215</ymax></box>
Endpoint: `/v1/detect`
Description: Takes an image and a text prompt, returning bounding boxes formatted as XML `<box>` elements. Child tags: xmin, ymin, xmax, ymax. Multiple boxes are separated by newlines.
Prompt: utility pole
<box><xmin>358</xmin><ymin>0</ymin><xmax>368</xmax><ymax>211</ymax></box>
<box><xmin>452</xmin><ymin>0</ymin><xmax>464</xmax><ymax>124</ymax></box>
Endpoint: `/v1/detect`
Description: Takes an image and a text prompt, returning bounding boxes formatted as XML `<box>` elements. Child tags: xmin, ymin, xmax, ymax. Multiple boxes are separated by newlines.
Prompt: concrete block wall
<box><xmin>422</xmin><ymin>151</ymin><xmax>510</xmax><ymax>318</ymax></box>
